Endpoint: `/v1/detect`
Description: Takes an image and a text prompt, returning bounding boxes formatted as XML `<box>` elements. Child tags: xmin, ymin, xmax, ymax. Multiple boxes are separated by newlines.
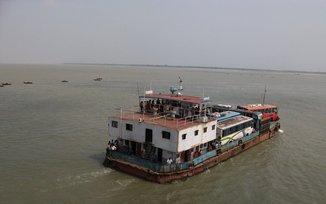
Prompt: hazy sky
<box><xmin>0</xmin><ymin>0</ymin><xmax>325</xmax><ymax>71</ymax></box>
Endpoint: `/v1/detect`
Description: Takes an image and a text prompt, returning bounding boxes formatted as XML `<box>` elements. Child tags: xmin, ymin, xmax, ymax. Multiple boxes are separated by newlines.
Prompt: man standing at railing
<box><xmin>167</xmin><ymin>157</ymin><xmax>173</xmax><ymax>165</ymax></box>
<box><xmin>167</xmin><ymin>157</ymin><xmax>173</xmax><ymax>171</ymax></box>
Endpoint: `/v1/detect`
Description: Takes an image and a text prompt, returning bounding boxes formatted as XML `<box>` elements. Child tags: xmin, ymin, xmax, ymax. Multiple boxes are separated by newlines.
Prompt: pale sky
<box><xmin>0</xmin><ymin>0</ymin><xmax>325</xmax><ymax>71</ymax></box>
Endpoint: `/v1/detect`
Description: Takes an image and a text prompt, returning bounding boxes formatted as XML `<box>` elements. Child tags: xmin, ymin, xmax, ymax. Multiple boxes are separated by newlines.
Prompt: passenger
<box><xmin>167</xmin><ymin>157</ymin><xmax>173</xmax><ymax>165</ymax></box>
<box><xmin>106</xmin><ymin>145</ymin><xmax>111</xmax><ymax>155</ymax></box>
<box><xmin>175</xmin><ymin>157</ymin><xmax>180</xmax><ymax>164</ymax></box>
<box><xmin>140</xmin><ymin>101</ymin><xmax>144</xmax><ymax>112</ymax></box>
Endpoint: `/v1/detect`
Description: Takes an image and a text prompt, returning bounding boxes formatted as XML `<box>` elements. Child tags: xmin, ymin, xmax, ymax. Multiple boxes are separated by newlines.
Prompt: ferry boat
<box><xmin>103</xmin><ymin>80</ymin><xmax>280</xmax><ymax>183</ymax></box>
<box><xmin>93</xmin><ymin>76</ymin><xmax>102</xmax><ymax>81</ymax></box>
<box><xmin>2</xmin><ymin>82</ymin><xmax>12</xmax><ymax>86</ymax></box>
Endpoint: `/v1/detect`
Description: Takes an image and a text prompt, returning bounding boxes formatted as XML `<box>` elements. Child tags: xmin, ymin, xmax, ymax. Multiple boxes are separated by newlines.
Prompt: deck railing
<box><xmin>110</xmin><ymin>150</ymin><xmax>220</xmax><ymax>173</ymax></box>
<box><xmin>109</xmin><ymin>131</ymin><xmax>261</xmax><ymax>172</ymax></box>
<box><xmin>146</xmin><ymin>113</ymin><xmax>206</xmax><ymax>128</ymax></box>
<box><xmin>192</xmin><ymin>150</ymin><xmax>217</xmax><ymax>165</ymax></box>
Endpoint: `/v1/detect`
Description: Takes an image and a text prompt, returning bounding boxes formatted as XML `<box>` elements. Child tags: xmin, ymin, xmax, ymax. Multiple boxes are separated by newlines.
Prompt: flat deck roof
<box><xmin>145</xmin><ymin>93</ymin><xmax>206</xmax><ymax>104</ymax></box>
<box><xmin>216</xmin><ymin>115</ymin><xmax>252</xmax><ymax>130</ymax></box>
<box><xmin>111</xmin><ymin>112</ymin><xmax>214</xmax><ymax>130</ymax></box>
<box><xmin>238</xmin><ymin>104</ymin><xmax>277</xmax><ymax>110</ymax></box>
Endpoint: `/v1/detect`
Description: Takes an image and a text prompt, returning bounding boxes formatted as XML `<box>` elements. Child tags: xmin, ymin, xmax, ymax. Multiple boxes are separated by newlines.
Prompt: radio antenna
<box><xmin>262</xmin><ymin>84</ymin><xmax>267</xmax><ymax>105</ymax></box>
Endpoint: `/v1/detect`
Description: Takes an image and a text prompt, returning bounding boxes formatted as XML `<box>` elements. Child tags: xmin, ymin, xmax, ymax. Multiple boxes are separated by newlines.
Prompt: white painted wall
<box><xmin>108</xmin><ymin>117</ymin><xmax>178</xmax><ymax>153</ymax></box>
<box><xmin>177</xmin><ymin>120</ymin><xmax>217</xmax><ymax>152</ymax></box>
<box><xmin>108</xmin><ymin>117</ymin><xmax>217</xmax><ymax>154</ymax></box>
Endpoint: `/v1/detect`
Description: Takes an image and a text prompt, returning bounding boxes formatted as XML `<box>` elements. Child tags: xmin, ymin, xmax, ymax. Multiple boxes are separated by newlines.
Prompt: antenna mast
<box><xmin>262</xmin><ymin>84</ymin><xmax>267</xmax><ymax>105</ymax></box>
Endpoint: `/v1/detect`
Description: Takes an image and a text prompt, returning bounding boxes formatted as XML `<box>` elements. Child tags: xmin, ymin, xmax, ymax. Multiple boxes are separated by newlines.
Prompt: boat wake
<box><xmin>54</xmin><ymin>169</ymin><xmax>113</xmax><ymax>189</ymax></box>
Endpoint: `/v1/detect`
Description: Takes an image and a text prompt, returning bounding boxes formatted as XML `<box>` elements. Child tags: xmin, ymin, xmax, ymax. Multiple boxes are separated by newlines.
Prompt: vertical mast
<box><xmin>119</xmin><ymin>106</ymin><xmax>122</xmax><ymax>138</ymax></box>
<box><xmin>262</xmin><ymin>84</ymin><xmax>267</xmax><ymax>105</ymax></box>
<box><xmin>178</xmin><ymin>76</ymin><xmax>183</xmax><ymax>91</ymax></box>
<box><xmin>137</xmin><ymin>82</ymin><xmax>140</xmax><ymax>108</ymax></box>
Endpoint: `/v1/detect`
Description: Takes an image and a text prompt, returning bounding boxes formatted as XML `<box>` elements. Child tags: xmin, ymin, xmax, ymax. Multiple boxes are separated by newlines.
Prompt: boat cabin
<box><xmin>108</xmin><ymin>89</ymin><xmax>219</xmax><ymax>165</ymax></box>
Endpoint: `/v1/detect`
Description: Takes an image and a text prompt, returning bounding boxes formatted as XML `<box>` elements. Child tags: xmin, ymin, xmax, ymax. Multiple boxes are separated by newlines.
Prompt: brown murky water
<box><xmin>1</xmin><ymin>64</ymin><xmax>325</xmax><ymax>203</ymax></box>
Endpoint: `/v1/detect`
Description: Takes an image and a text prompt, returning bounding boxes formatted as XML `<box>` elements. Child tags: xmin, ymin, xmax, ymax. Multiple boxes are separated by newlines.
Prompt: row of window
<box><xmin>182</xmin><ymin>125</ymin><xmax>215</xmax><ymax>140</ymax></box>
<box><xmin>111</xmin><ymin>120</ymin><xmax>216</xmax><ymax>140</ymax></box>
<box><xmin>261</xmin><ymin>108</ymin><xmax>278</xmax><ymax>114</ymax></box>
<box><xmin>222</xmin><ymin>121</ymin><xmax>252</xmax><ymax>137</ymax></box>
<box><xmin>111</xmin><ymin>120</ymin><xmax>133</xmax><ymax>131</ymax></box>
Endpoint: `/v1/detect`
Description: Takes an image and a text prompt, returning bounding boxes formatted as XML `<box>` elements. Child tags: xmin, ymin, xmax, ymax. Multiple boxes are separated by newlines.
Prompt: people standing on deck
<box><xmin>140</xmin><ymin>101</ymin><xmax>144</xmax><ymax>113</ymax></box>
<box><xmin>167</xmin><ymin>158</ymin><xmax>173</xmax><ymax>165</ymax></box>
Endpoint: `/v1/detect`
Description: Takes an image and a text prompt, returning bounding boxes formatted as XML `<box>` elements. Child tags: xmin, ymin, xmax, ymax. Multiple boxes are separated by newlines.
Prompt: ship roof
<box><xmin>144</xmin><ymin>93</ymin><xmax>206</xmax><ymax>104</ymax></box>
<box><xmin>238</xmin><ymin>104</ymin><xmax>277</xmax><ymax>110</ymax></box>
<box><xmin>111</xmin><ymin>112</ymin><xmax>214</xmax><ymax>131</ymax></box>
<box><xmin>216</xmin><ymin>115</ymin><xmax>253</xmax><ymax>130</ymax></box>
<box><xmin>215</xmin><ymin>111</ymin><xmax>240</xmax><ymax>121</ymax></box>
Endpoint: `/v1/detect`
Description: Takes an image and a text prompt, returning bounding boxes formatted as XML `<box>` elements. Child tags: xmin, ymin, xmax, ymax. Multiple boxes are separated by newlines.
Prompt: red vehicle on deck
<box><xmin>237</xmin><ymin>104</ymin><xmax>279</xmax><ymax>121</ymax></box>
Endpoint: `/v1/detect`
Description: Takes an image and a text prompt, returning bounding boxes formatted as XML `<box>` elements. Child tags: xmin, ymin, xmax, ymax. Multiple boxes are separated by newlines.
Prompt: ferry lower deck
<box><xmin>103</xmin><ymin>127</ymin><xmax>279</xmax><ymax>184</ymax></box>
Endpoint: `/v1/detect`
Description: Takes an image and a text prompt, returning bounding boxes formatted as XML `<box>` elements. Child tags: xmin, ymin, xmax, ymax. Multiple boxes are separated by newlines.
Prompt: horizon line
<box><xmin>1</xmin><ymin>62</ymin><xmax>325</xmax><ymax>75</ymax></box>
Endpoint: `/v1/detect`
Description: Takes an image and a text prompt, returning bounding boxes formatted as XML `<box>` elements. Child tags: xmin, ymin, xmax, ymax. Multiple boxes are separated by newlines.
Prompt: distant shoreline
<box><xmin>63</xmin><ymin>63</ymin><xmax>326</xmax><ymax>75</ymax></box>
<box><xmin>0</xmin><ymin>62</ymin><xmax>325</xmax><ymax>75</ymax></box>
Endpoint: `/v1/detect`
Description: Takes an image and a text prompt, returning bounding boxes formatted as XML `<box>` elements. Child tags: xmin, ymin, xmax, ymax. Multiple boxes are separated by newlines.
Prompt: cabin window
<box><xmin>162</xmin><ymin>131</ymin><xmax>171</xmax><ymax>139</ymax></box>
<box><xmin>112</xmin><ymin>120</ymin><xmax>118</xmax><ymax>128</ymax></box>
<box><xmin>216</xmin><ymin>130</ymin><xmax>221</xmax><ymax>137</ymax></box>
<box><xmin>230</xmin><ymin>126</ymin><xmax>236</xmax><ymax>134</ymax></box>
<box><xmin>222</xmin><ymin>129</ymin><xmax>229</xmax><ymax>137</ymax></box>
<box><xmin>126</xmin><ymin>123</ymin><xmax>133</xmax><ymax>131</ymax></box>
<box><xmin>203</xmin><ymin>127</ymin><xmax>207</xmax><ymax>133</ymax></box>
<box><xmin>194</xmin><ymin>130</ymin><xmax>199</xmax><ymax>136</ymax></box>
<box><xmin>212</xmin><ymin>125</ymin><xmax>216</xmax><ymax>130</ymax></box>
<box><xmin>182</xmin><ymin>134</ymin><xmax>187</xmax><ymax>140</ymax></box>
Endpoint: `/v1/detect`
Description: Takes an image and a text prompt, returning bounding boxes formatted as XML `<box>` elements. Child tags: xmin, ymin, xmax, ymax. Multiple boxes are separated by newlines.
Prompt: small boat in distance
<box><xmin>23</xmin><ymin>81</ymin><xmax>33</xmax><ymax>84</ymax></box>
<box><xmin>61</xmin><ymin>80</ymin><xmax>69</xmax><ymax>83</ymax></box>
<box><xmin>93</xmin><ymin>76</ymin><xmax>102</xmax><ymax>81</ymax></box>
<box><xmin>2</xmin><ymin>82</ymin><xmax>12</xmax><ymax>86</ymax></box>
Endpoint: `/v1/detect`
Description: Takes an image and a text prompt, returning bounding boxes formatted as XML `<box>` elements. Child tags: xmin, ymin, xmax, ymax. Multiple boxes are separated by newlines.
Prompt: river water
<box><xmin>0</xmin><ymin>64</ymin><xmax>325</xmax><ymax>203</ymax></box>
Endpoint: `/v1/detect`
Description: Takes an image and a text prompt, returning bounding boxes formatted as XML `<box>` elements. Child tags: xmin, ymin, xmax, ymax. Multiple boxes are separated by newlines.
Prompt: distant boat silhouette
<box><xmin>93</xmin><ymin>77</ymin><xmax>102</xmax><ymax>81</ymax></box>
<box><xmin>2</xmin><ymin>82</ymin><xmax>11</xmax><ymax>86</ymax></box>
<box><xmin>23</xmin><ymin>81</ymin><xmax>33</xmax><ymax>84</ymax></box>
<box><xmin>61</xmin><ymin>80</ymin><xmax>68</xmax><ymax>83</ymax></box>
